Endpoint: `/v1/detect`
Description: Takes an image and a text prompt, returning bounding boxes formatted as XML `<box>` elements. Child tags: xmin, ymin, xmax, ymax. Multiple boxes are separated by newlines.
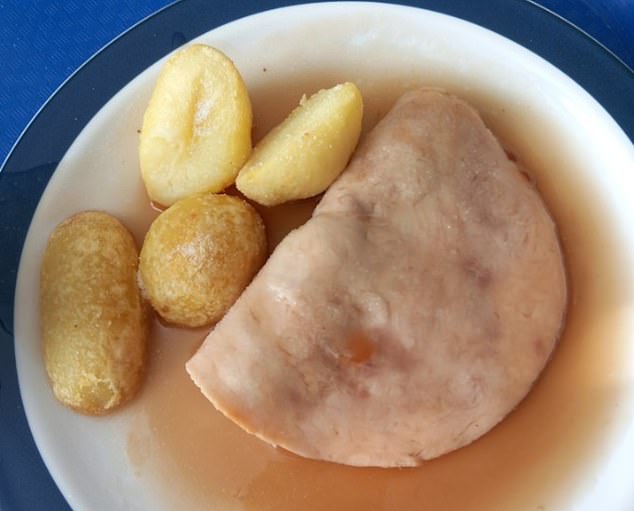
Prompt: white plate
<box><xmin>15</xmin><ymin>3</ymin><xmax>634</xmax><ymax>510</ymax></box>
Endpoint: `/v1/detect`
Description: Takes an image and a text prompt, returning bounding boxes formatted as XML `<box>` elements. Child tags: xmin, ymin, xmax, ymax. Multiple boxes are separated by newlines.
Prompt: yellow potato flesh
<box><xmin>236</xmin><ymin>82</ymin><xmax>363</xmax><ymax>206</ymax></box>
<box><xmin>140</xmin><ymin>44</ymin><xmax>253</xmax><ymax>207</ymax></box>
<box><xmin>40</xmin><ymin>211</ymin><xmax>148</xmax><ymax>415</ymax></box>
<box><xmin>138</xmin><ymin>193</ymin><xmax>267</xmax><ymax>328</ymax></box>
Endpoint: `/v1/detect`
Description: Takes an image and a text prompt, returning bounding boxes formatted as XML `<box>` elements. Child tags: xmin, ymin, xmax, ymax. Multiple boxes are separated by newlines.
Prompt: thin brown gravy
<box><xmin>126</xmin><ymin>77</ymin><xmax>630</xmax><ymax>511</ymax></box>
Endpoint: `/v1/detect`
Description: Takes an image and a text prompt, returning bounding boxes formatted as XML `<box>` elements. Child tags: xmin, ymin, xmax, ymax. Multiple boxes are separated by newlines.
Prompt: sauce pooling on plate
<box><xmin>126</xmin><ymin>78</ymin><xmax>630</xmax><ymax>510</ymax></box>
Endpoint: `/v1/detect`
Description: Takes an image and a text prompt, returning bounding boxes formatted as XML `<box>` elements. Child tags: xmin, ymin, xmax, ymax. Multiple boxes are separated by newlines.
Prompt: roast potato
<box><xmin>138</xmin><ymin>193</ymin><xmax>267</xmax><ymax>327</ymax></box>
<box><xmin>139</xmin><ymin>44</ymin><xmax>253</xmax><ymax>207</ymax></box>
<box><xmin>40</xmin><ymin>211</ymin><xmax>148</xmax><ymax>415</ymax></box>
<box><xmin>236</xmin><ymin>82</ymin><xmax>363</xmax><ymax>206</ymax></box>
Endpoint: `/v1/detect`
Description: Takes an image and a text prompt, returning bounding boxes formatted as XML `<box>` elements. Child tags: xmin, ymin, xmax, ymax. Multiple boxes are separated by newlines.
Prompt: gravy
<box><xmin>126</xmin><ymin>78</ymin><xmax>630</xmax><ymax>511</ymax></box>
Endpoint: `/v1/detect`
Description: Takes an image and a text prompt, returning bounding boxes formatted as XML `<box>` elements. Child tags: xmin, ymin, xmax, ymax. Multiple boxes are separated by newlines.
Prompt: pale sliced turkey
<box><xmin>186</xmin><ymin>88</ymin><xmax>567</xmax><ymax>467</ymax></box>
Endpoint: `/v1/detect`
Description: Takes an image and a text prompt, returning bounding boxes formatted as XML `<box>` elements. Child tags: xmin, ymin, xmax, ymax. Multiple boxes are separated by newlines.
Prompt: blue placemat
<box><xmin>0</xmin><ymin>0</ymin><xmax>173</xmax><ymax>167</ymax></box>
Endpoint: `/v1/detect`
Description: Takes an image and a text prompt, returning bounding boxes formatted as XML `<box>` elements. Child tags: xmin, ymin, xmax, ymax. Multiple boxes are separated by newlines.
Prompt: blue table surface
<box><xmin>0</xmin><ymin>0</ymin><xmax>632</xmax><ymax>510</ymax></box>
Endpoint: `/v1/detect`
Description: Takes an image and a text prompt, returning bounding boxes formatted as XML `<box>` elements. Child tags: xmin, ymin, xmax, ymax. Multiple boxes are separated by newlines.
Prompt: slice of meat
<box><xmin>186</xmin><ymin>88</ymin><xmax>567</xmax><ymax>467</ymax></box>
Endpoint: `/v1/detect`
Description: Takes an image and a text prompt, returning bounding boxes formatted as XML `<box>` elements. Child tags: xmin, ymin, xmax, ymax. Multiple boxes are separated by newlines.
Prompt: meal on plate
<box><xmin>39</xmin><ymin>44</ymin><xmax>567</xmax><ymax>468</ymax></box>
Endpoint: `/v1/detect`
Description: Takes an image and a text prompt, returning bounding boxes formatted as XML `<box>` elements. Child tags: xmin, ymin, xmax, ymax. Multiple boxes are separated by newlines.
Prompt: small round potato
<box><xmin>139</xmin><ymin>193</ymin><xmax>267</xmax><ymax>327</ymax></box>
<box><xmin>236</xmin><ymin>82</ymin><xmax>363</xmax><ymax>206</ymax></box>
<box><xmin>140</xmin><ymin>44</ymin><xmax>253</xmax><ymax>207</ymax></box>
<box><xmin>40</xmin><ymin>211</ymin><xmax>148</xmax><ymax>415</ymax></box>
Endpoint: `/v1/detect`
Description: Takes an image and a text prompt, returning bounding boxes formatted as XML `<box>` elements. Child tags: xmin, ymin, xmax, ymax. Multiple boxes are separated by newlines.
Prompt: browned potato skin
<box><xmin>139</xmin><ymin>194</ymin><xmax>267</xmax><ymax>328</ymax></box>
<box><xmin>40</xmin><ymin>211</ymin><xmax>149</xmax><ymax>415</ymax></box>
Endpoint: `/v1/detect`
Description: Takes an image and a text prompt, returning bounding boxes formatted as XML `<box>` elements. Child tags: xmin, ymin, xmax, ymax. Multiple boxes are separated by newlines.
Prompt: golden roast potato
<box><xmin>138</xmin><ymin>193</ymin><xmax>267</xmax><ymax>327</ymax></box>
<box><xmin>236</xmin><ymin>82</ymin><xmax>363</xmax><ymax>206</ymax></box>
<box><xmin>40</xmin><ymin>211</ymin><xmax>148</xmax><ymax>415</ymax></box>
<box><xmin>139</xmin><ymin>44</ymin><xmax>253</xmax><ymax>207</ymax></box>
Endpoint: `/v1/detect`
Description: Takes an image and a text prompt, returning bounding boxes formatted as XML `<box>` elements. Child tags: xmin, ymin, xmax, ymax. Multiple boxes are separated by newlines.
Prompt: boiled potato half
<box><xmin>236</xmin><ymin>82</ymin><xmax>363</xmax><ymax>206</ymax></box>
<box><xmin>139</xmin><ymin>193</ymin><xmax>267</xmax><ymax>328</ymax></box>
<box><xmin>40</xmin><ymin>211</ymin><xmax>148</xmax><ymax>415</ymax></box>
<box><xmin>140</xmin><ymin>44</ymin><xmax>253</xmax><ymax>207</ymax></box>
